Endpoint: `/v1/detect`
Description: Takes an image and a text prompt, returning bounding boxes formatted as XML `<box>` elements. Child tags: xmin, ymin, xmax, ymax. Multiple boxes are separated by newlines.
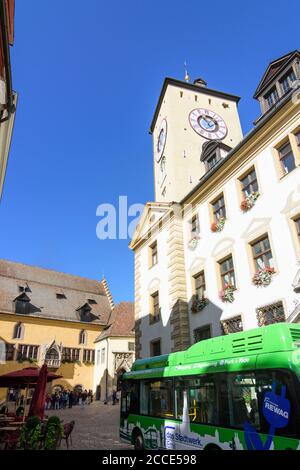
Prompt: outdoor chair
<box><xmin>60</xmin><ymin>420</ymin><xmax>75</xmax><ymax>449</ymax></box>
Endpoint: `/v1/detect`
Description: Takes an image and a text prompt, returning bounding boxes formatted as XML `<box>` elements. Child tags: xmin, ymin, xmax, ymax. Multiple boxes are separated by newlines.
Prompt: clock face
<box><xmin>156</xmin><ymin>118</ymin><xmax>167</xmax><ymax>162</ymax></box>
<box><xmin>189</xmin><ymin>108</ymin><xmax>227</xmax><ymax>140</ymax></box>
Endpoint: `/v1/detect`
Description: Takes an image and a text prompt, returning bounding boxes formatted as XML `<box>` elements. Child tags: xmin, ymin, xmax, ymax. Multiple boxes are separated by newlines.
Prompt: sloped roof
<box><xmin>95</xmin><ymin>302</ymin><xmax>134</xmax><ymax>342</ymax></box>
<box><xmin>253</xmin><ymin>50</ymin><xmax>300</xmax><ymax>98</ymax></box>
<box><xmin>0</xmin><ymin>259</ymin><xmax>112</xmax><ymax>325</ymax></box>
<box><xmin>150</xmin><ymin>77</ymin><xmax>240</xmax><ymax>134</ymax></box>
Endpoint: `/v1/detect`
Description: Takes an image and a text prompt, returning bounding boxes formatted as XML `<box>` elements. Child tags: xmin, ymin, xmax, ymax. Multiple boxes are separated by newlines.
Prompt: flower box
<box><xmin>219</xmin><ymin>284</ymin><xmax>236</xmax><ymax>303</ymax></box>
<box><xmin>252</xmin><ymin>267</ymin><xmax>275</xmax><ymax>286</ymax></box>
<box><xmin>191</xmin><ymin>297</ymin><xmax>209</xmax><ymax>313</ymax></box>
<box><xmin>211</xmin><ymin>217</ymin><xmax>225</xmax><ymax>233</ymax></box>
<box><xmin>240</xmin><ymin>192</ymin><xmax>259</xmax><ymax>212</ymax></box>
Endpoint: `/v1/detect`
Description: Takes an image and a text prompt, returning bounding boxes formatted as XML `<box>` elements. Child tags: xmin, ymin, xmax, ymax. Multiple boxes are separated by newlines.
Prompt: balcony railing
<box><xmin>45</xmin><ymin>358</ymin><xmax>61</xmax><ymax>368</ymax></box>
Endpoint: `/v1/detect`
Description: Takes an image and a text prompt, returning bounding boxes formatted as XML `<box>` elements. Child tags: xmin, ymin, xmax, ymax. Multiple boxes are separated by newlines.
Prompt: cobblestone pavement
<box><xmin>47</xmin><ymin>401</ymin><xmax>132</xmax><ymax>450</ymax></box>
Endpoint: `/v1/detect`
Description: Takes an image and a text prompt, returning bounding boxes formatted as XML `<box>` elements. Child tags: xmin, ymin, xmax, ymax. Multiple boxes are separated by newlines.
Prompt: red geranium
<box><xmin>211</xmin><ymin>222</ymin><xmax>218</xmax><ymax>232</ymax></box>
<box><xmin>240</xmin><ymin>199</ymin><xmax>249</xmax><ymax>211</ymax></box>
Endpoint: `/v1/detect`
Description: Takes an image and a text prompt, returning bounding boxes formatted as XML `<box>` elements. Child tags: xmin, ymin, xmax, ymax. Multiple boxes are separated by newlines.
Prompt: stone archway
<box><xmin>113</xmin><ymin>352</ymin><xmax>134</xmax><ymax>392</ymax></box>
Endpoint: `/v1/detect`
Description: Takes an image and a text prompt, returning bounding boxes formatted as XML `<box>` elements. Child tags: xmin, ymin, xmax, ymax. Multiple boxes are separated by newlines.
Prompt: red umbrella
<box><xmin>0</xmin><ymin>367</ymin><xmax>62</xmax><ymax>387</ymax></box>
<box><xmin>28</xmin><ymin>364</ymin><xmax>48</xmax><ymax>420</ymax></box>
<box><xmin>0</xmin><ymin>367</ymin><xmax>62</xmax><ymax>421</ymax></box>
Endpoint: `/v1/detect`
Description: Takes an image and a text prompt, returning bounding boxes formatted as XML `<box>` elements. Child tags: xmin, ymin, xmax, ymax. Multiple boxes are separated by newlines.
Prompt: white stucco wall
<box><xmin>93</xmin><ymin>337</ymin><xmax>135</xmax><ymax>399</ymax></box>
<box><xmin>137</xmin><ymin>227</ymin><xmax>172</xmax><ymax>358</ymax></box>
<box><xmin>136</xmin><ymin>117</ymin><xmax>300</xmax><ymax>357</ymax></box>
<box><xmin>183</xmin><ymin>125</ymin><xmax>300</xmax><ymax>342</ymax></box>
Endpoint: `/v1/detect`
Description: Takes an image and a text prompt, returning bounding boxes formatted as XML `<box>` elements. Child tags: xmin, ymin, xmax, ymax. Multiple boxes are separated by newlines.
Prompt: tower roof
<box><xmin>149</xmin><ymin>77</ymin><xmax>240</xmax><ymax>134</ymax></box>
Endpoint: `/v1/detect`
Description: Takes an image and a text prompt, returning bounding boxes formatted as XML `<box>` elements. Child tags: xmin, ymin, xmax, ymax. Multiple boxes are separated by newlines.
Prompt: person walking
<box><xmin>112</xmin><ymin>389</ymin><xmax>117</xmax><ymax>405</ymax></box>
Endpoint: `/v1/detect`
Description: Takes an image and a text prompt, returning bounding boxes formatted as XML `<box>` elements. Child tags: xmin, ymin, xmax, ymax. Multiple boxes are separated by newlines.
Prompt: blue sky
<box><xmin>0</xmin><ymin>0</ymin><xmax>298</xmax><ymax>302</ymax></box>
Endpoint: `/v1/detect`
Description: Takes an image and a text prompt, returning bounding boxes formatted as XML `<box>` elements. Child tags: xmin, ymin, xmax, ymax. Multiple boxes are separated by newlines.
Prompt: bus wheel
<box><xmin>204</xmin><ymin>444</ymin><xmax>222</xmax><ymax>451</ymax></box>
<box><xmin>133</xmin><ymin>431</ymin><xmax>144</xmax><ymax>450</ymax></box>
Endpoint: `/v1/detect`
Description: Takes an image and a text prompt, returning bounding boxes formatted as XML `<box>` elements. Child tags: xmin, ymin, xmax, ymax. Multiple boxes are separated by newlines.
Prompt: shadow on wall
<box><xmin>135</xmin><ymin>296</ymin><xmax>225</xmax><ymax>359</ymax></box>
<box><xmin>96</xmin><ymin>368</ymin><xmax>114</xmax><ymax>402</ymax></box>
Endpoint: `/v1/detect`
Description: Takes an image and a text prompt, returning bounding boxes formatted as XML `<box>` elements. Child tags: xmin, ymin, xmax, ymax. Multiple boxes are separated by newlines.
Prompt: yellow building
<box><xmin>0</xmin><ymin>259</ymin><xmax>114</xmax><ymax>402</ymax></box>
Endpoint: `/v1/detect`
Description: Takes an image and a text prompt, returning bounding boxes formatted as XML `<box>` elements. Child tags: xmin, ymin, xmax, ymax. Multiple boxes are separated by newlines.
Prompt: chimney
<box><xmin>193</xmin><ymin>77</ymin><xmax>207</xmax><ymax>87</ymax></box>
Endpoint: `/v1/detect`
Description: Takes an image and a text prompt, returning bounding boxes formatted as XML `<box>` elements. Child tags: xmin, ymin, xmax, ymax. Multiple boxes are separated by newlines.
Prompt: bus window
<box><xmin>140</xmin><ymin>379</ymin><xmax>174</xmax><ymax>418</ymax></box>
<box><xmin>175</xmin><ymin>376</ymin><xmax>219</xmax><ymax>425</ymax></box>
<box><xmin>121</xmin><ymin>381</ymin><xmax>139</xmax><ymax>417</ymax></box>
<box><xmin>224</xmin><ymin>373</ymin><xmax>259</xmax><ymax>429</ymax></box>
<box><xmin>255</xmin><ymin>370</ymin><xmax>300</xmax><ymax>438</ymax></box>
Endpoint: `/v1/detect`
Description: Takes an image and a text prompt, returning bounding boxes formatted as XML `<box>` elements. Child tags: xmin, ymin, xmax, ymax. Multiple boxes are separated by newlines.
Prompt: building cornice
<box><xmin>0</xmin><ymin>310</ymin><xmax>104</xmax><ymax>329</ymax></box>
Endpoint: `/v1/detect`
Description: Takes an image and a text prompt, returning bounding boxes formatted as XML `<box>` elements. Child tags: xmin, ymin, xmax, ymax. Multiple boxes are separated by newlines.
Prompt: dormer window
<box><xmin>254</xmin><ymin>50</ymin><xmax>300</xmax><ymax>119</ymax></box>
<box><xmin>264</xmin><ymin>86</ymin><xmax>279</xmax><ymax>110</ymax></box>
<box><xmin>14</xmin><ymin>293</ymin><xmax>31</xmax><ymax>315</ymax></box>
<box><xmin>206</xmin><ymin>152</ymin><xmax>220</xmax><ymax>171</ymax></box>
<box><xmin>200</xmin><ymin>140</ymin><xmax>231</xmax><ymax>173</ymax></box>
<box><xmin>76</xmin><ymin>303</ymin><xmax>95</xmax><ymax>322</ymax></box>
<box><xmin>56</xmin><ymin>293</ymin><xmax>66</xmax><ymax>299</ymax></box>
<box><xmin>280</xmin><ymin>68</ymin><xmax>296</xmax><ymax>94</ymax></box>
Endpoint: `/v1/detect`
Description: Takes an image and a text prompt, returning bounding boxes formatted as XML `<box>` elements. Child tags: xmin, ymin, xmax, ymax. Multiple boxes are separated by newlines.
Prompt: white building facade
<box><xmin>93</xmin><ymin>302</ymin><xmax>135</xmax><ymax>401</ymax></box>
<box><xmin>131</xmin><ymin>50</ymin><xmax>300</xmax><ymax>359</ymax></box>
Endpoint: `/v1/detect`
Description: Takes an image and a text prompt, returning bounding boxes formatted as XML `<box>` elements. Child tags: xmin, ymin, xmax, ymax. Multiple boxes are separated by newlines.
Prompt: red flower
<box><xmin>240</xmin><ymin>199</ymin><xmax>248</xmax><ymax>211</ymax></box>
<box><xmin>265</xmin><ymin>267</ymin><xmax>275</xmax><ymax>274</ymax></box>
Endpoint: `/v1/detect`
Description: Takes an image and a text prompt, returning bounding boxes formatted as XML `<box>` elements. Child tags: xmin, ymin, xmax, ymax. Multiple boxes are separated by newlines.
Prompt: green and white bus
<box><xmin>120</xmin><ymin>322</ymin><xmax>300</xmax><ymax>451</ymax></box>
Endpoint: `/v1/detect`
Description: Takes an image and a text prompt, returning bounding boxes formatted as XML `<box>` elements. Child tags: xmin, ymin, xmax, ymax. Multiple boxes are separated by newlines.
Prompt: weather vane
<box><xmin>184</xmin><ymin>61</ymin><xmax>190</xmax><ymax>82</ymax></box>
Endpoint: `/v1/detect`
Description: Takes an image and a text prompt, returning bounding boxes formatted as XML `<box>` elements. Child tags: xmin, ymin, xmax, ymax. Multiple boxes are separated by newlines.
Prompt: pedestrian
<box><xmin>112</xmin><ymin>389</ymin><xmax>117</xmax><ymax>405</ymax></box>
<box><xmin>69</xmin><ymin>390</ymin><xmax>74</xmax><ymax>408</ymax></box>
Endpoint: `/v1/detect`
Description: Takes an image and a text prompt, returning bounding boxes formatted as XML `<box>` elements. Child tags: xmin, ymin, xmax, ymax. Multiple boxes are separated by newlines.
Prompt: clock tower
<box><xmin>150</xmin><ymin>77</ymin><xmax>243</xmax><ymax>202</ymax></box>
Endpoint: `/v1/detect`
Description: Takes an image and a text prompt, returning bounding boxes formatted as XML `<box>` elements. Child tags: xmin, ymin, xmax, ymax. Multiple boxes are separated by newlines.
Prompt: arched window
<box><xmin>13</xmin><ymin>322</ymin><xmax>24</xmax><ymax>340</ymax></box>
<box><xmin>79</xmin><ymin>330</ymin><xmax>87</xmax><ymax>345</ymax></box>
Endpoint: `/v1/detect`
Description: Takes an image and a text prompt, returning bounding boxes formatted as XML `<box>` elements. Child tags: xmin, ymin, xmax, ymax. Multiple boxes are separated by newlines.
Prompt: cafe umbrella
<box><xmin>28</xmin><ymin>364</ymin><xmax>48</xmax><ymax>420</ymax></box>
<box><xmin>0</xmin><ymin>367</ymin><xmax>62</xmax><ymax>420</ymax></box>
